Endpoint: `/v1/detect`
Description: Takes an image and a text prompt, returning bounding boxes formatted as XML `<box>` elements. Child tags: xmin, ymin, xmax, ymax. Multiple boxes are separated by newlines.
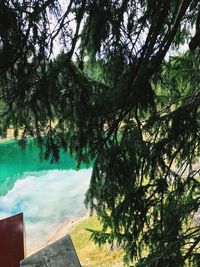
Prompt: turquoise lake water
<box><xmin>0</xmin><ymin>140</ymin><xmax>92</xmax><ymax>253</ymax></box>
<box><xmin>0</xmin><ymin>140</ymin><xmax>88</xmax><ymax>196</ymax></box>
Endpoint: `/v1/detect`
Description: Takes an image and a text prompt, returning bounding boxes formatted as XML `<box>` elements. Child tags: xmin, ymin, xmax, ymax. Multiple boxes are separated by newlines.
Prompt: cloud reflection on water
<box><xmin>0</xmin><ymin>169</ymin><xmax>92</xmax><ymax>253</ymax></box>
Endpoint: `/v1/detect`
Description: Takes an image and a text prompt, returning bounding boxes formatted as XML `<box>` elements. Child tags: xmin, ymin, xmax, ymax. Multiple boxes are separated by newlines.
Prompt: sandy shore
<box><xmin>27</xmin><ymin>211</ymin><xmax>90</xmax><ymax>256</ymax></box>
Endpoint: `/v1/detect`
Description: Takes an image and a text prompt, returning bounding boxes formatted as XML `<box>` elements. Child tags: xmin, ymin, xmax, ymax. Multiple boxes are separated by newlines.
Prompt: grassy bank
<box><xmin>70</xmin><ymin>215</ymin><xmax>125</xmax><ymax>267</ymax></box>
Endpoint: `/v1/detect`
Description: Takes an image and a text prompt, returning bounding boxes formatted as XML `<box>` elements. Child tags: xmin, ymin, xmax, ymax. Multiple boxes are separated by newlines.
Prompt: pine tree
<box><xmin>0</xmin><ymin>1</ymin><xmax>199</xmax><ymax>266</ymax></box>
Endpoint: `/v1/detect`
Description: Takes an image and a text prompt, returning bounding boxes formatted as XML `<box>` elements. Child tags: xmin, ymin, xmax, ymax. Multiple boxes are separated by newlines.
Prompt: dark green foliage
<box><xmin>0</xmin><ymin>1</ymin><xmax>200</xmax><ymax>266</ymax></box>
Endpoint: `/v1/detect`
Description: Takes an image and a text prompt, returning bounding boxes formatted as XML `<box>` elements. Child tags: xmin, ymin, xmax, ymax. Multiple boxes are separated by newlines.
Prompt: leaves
<box><xmin>0</xmin><ymin>1</ymin><xmax>200</xmax><ymax>266</ymax></box>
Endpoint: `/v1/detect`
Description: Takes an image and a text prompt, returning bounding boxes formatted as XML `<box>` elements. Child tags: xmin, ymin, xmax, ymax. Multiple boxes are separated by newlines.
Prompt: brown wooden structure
<box><xmin>0</xmin><ymin>212</ymin><xmax>25</xmax><ymax>267</ymax></box>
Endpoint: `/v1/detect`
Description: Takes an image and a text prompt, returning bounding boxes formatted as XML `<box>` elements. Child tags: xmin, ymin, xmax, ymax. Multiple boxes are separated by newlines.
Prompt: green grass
<box><xmin>70</xmin><ymin>215</ymin><xmax>125</xmax><ymax>266</ymax></box>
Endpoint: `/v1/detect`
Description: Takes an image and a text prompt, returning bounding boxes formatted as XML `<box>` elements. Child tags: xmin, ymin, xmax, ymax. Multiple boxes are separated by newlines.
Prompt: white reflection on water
<box><xmin>0</xmin><ymin>169</ymin><xmax>92</xmax><ymax>253</ymax></box>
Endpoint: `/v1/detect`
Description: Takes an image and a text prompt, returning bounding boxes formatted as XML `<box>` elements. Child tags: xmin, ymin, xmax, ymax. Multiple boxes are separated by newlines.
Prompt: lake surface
<box><xmin>0</xmin><ymin>140</ymin><xmax>92</xmax><ymax>253</ymax></box>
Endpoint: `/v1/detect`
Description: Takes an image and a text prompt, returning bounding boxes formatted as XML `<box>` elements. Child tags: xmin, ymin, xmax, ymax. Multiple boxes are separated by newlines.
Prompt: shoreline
<box><xmin>27</xmin><ymin>211</ymin><xmax>90</xmax><ymax>256</ymax></box>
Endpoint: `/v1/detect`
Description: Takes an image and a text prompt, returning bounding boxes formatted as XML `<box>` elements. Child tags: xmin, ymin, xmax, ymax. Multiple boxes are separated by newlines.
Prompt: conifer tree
<box><xmin>0</xmin><ymin>1</ymin><xmax>199</xmax><ymax>266</ymax></box>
